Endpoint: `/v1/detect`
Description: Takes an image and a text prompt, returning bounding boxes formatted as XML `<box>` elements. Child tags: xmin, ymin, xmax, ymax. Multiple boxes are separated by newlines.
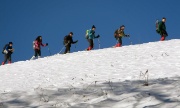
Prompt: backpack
<box><xmin>63</xmin><ymin>36</ymin><xmax>68</xmax><ymax>45</ymax></box>
<box><xmin>85</xmin><ymin>29</ymin><xmax>90</xmax><ymax>39</ymax></box>
<box><xmin>155</xmin><ymin>20</ymin><xmax>160</xmax><ymax>33</ymax></box>
<box><xmin>2</xmin><ymin>44</ymin><xmax>8</xmax><ymax>54</ymax></box>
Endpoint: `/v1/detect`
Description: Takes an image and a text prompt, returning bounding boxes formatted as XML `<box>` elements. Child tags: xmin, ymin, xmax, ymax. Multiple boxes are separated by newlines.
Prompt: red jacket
<box><xmin>34</xmin><ymin>40</ymin><xmax>46</xmax><ymax>50</ymax></box>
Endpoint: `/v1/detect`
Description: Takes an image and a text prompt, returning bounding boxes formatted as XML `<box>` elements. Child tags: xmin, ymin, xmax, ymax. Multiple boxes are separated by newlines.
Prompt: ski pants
<box><xmin>160</xmin><ymin>30</ymin><xmax>168</xmax><ymax>41</ymax></box>
<box><xmin>64</xmin><ymin>44</ymin><xmax>71</xmax><ymax>54</ymax></box>
<box><xmin>2</xmin><ymin>54</ymin><xmax>12</xmax><ymax>64</ymax></box>
<box><xmin>115</xmin><ymin>37</ymin><xmax>122</xmax><ymax>47</ymax></box>
<box><xmin>34</xmin><ymin>49</ymin><xmax>41</xmax><ymax>57</ymax></box>
<box><xmin>87</xmin><ymin>39</ymin><xmax>94</xmax><ymax>50</ymax></box>
<box><xmin>161</xmin><ymin>35</ymin><xmax>166</xmax><ymax>41</ymax></box>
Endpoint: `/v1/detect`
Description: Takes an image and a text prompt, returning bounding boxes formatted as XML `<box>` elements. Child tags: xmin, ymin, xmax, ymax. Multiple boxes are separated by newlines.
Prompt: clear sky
<box><xmin>0</xmin><ymin>0</ymin><xmax>180</xmax><ymax>63</ymax></box>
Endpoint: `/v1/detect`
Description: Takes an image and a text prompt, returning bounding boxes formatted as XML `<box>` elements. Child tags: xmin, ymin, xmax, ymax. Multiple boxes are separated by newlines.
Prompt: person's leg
<box><xmin>87</xmin><ymin>39</ymin><xmax>93</xmax><ymax>50</ymax></box>
<box><xmin>87</xmin><ymin>39</ymin><xmax>91</xmax><ymax>50</ymax></box>
<box><xmin>91</xmin><ymin>40</ymin><xmax>94</xmax><ymax>49</ymax></box>
<box><xmin>64</xmin><ymin>46</ymin><xmax>68</xmax><ymax>54</ymax></box>
<box><xmin>119</xmin><ymin>38</ymin><xmax>122</xmax><ymax>46</ymax></box>
<box><xmin>64</xmin><ymin>45</ymin><xmax>70</xmax><ymax>54</ymax></box>
<box><xmin>38</xmin><ymin>50</ymin><xmax>41</xmax><ymax>58</ymax></box>
<box><xmin>160</xmin><ymin>31</ymin><xmax>167</xmax><ymax>41</ymax></box>
<box><xmin>66</xmin><ymin>45</ymin><xmax>70</xmax><ymax>53</ymax></box>
<box><xmin>7</xmin><ymin>54</ymin><xmax>12</xmax><ymax>64</ymax></box>
<box><xmin>2</xmin><ymin>54</ymin><xmax>8</xmax><ymax>65</ymax></box>
<box><xmin>31</xmin><ymin>49</ymin><xmax>38</xmax><ymax>60</ymax></box>
<box><xmin>160</xmin><ymin>35</ymin><xmax>165</xmax><ymax>41</ymax></box>
<box><xmin>115</xmin><ymin>37</ymin><xmax>122</xmax><ymax>47</ymax></box>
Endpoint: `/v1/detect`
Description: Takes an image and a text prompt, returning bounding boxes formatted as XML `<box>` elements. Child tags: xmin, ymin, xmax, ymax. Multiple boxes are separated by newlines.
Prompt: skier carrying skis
<box><xmin>1</xmin><ymin>42</ymin><xmax>14</xmax><ymax>65</ymax></box>
<box><xmin>86</xmin><ymin>25</ymin><xmax>100</xmax><ymax>50</ymax></box>
<box><xmin>157</xmin><ymin>17</ymin><xmax>168</xmax><ymax>41</ymax></box>
<box><xmin>63</xmin><ymin>32</ymin><xmax>78</xmax><ymax>54</ymax></box>
<box><xmin>114</xmin><ymin>25</ymin><xmax>129</xmax><ymax>47</ymax></box>
<box><xmin>31</xmin><ymin>36</ymin><xmax>48</xmax><ymax>60</ymax></box>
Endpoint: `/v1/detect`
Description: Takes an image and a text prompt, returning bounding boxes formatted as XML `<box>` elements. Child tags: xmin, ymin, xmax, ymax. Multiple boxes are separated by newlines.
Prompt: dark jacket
<box><xmin>114</xmin><ymin>29</ymin><xmax>127</xmax><ymax>40</ymax></box>
<box><xmin>158</xmin><ymin>21</ymin><xmax>168</xmax><ymax>36</ymax></box>
<box><xmin>5</xmin><ymin>44</ymin><xmax>13</xmax><ymax>55</ymax></box>
<box><xmin>64</xmin><ymin>35</ymin><xmax>77</xmax><ymax>47</ymax></box>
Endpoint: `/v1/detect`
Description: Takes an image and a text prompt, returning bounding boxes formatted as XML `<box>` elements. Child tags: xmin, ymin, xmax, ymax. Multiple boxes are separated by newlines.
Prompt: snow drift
<box><xmin>0</xmin><ymin>39</ymin><xmax>180</xmax><ymax>108</ymax></box>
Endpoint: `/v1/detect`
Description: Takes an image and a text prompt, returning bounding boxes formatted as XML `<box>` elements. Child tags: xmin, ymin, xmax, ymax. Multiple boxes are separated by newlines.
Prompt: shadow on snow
<box><xmin>0</xmin><ymin>76</ymin><xmax>180</xmax><ymax>108</ymax></box>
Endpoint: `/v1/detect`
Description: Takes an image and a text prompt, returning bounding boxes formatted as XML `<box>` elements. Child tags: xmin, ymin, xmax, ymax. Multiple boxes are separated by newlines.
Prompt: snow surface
<box><xmin>0</xmin><ymin>39</ymin><xmax>180</xmax><ymax>108</ymax></box>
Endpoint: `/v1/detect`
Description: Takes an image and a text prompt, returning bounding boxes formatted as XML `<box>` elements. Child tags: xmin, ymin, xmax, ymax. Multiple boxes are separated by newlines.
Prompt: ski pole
<box><xmin>59</xmin><ymin>42</ymin><xmax>69</xmax><ymax>54</ymax></box>
<box><xmin>127</xmin><ymin>35</ymin><xmax>132</xmax><ymax>45</ymax></box>
<box><xmin>97</xmin><ymin>38</ymin><xmax>100</xmax><ymax>49</ymax></box>
<box><xmin>74</xmin><ymin>42</ymin><xmax>77</xmax><ymax>52</ymax></box>
<box><xmin>48</xmin><ymin>47</ymin><xmax>52</xmax><ymax>56</ymax></box>
<box><xmin>129</xmin><ymin>37</ymin><xmax>132</xmax><ymax>45</ymax></box>
<box><xmin>59</xmin><ymin>46</ymin><xmax>65</xmax><ymax>54</ymax></box>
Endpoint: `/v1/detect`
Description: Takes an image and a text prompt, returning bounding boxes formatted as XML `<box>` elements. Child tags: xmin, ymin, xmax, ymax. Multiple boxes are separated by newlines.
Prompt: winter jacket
<box><xmin>158</xmin><ymin>21</ymin><xmax>168</xmax><ymax>36</ymax></box>
<box><xmin>34</xmin><ymin>40</ymin><xmax>46</xmax><ymax>50</ymax></box>
<box><xmin>88</xmin><ymin>29</ymin><xmax>99</xmax><ymax>40</ymax></box>
<box><xmin>114</xmin><ymin>29</ymin><xmax>126</xmax><ymax>37</ymax></box>
<box><xmin>5</xmin><ymin>44</ymin><xmax>13</xmax><ymax>55</ymax></box>
<box><xmin>64</xmin><ymin>35</ymin><xmax>77</xmax><ymax>47</ymax></box>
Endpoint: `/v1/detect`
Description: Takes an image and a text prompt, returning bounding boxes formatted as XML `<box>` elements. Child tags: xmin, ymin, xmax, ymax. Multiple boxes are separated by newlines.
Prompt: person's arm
<box><xmin>118</xmin><ymin>30</ymin><xmax>129</xmax><ymax>37</ymax></box>
<box><xmin>41</xmin><ymin>42</ymin><xmax>46</xmax><ymax>46</ymax></box>
<box><xmin>6</xmin><ymin>46</ymin><xmax>13</xmax><ymax>53</ymax></box>
<box><xmin>94</xmin><ymin>35</ymin><xmax>100</xmax><ymax>38</ymax></box>
<box><xmin>41</xmin><ymin>42</ymin><xmax>48</xmax><ymax>47</ymax></box>
<box><xmin>122</xmin><ymin>31</ymin><xmax>130</xmax><ymax>37</ymax></box>
<box><xmin>163</xmin><ymin>24</ymin><xmax>168</xmax><ymax>36</ymax></box>
<box><xmin>71</xmin><ymin>38</ymin><xmax>78</xmax><ymax>44</ymax></box>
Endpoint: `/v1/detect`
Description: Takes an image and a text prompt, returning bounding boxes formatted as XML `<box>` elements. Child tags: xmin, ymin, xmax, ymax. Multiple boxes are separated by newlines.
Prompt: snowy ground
<box><xmin>0</xmin><ymin>39</ymin><xmax>180</xmax><ymax>108</ymax></box>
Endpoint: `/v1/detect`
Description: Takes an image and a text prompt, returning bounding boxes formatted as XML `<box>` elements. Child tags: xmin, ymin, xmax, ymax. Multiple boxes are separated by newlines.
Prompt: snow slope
<box><xmin>0</xmin><ymin>39</ymin><xmax>180</xmax><ymax>108</ymax></box>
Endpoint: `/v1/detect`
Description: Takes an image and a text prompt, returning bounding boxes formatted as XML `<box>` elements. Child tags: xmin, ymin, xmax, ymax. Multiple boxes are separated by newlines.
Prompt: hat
<box><xmin>9</xmin><ymin>42</ymin><xmax>13</xmax><ymax>44</ymax></box>
<box><xmin>92</xmin><ymin>25</ymin><xmax>96</xmax><ymax>29</ymax></box>
<box><xmin>120</xmin><ymin>25</ymin><xmax>125</xmax><ymax>28</ymax></box>
<box><xmin>69</xmin><ymin>32</ymin><xmax>73</xmax><ymax>35</ymax></box>
<box><xmin>162</xmin><ymin>17</ymin><xmax>166</xmax><ymax>19</ymax></box>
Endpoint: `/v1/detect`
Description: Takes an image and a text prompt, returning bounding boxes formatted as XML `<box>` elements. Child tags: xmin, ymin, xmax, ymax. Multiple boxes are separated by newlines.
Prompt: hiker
<box><xmin>2</xmin><ymin>42</ymin><xmax>14</xmax><ymax>65</ymax></box>
<box><xmin>156</xmin><ymin>17</ymin><xmax>168</xmax><ymax>41</ymax></box>
<box><xmin>114</xmin><ymin>25</ymin><xmax>129</xmax><ymax>47</ymax></box>
<box><xmin>31</xmin><ymin>36</ymin><xmax>48</xmax><ymax>60</ymax></box>
<box><xmin>86</xmin><ymin>25</ymin><xmax>100</xmax><ymax>50</ymax></box>
<box><xmin>63</xmin><ymin>32</ymin><xmax>78</xmax><ymax>54</ymax></box>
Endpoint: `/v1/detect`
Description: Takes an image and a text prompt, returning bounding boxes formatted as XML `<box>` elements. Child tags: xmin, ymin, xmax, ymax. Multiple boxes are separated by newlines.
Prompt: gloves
<box><xmin>125</xmin><ymin>34</ymin><xmax>130</xmax><ymax>37</ymax></box>
<box><xmin>96</xmin><ymin>35</ymin><xmax>100</xmax><ymax>38</ymax></box>
<box><xmin>75</xmin><ymin>40</ymin><xmax>78</xmax><ymax>43</ymax></box>
<box><xmin>46</xmin><ymin>43</ymin><xmax>48</xmax><ymax>46</ymax></box>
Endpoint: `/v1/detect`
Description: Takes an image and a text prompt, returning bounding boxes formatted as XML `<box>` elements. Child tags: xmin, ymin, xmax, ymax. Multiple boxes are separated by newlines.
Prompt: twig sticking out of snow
<box><xmin>139</xmin><ymin>70</ymin><xmax>149</xmax><ymax>86</ymax></box>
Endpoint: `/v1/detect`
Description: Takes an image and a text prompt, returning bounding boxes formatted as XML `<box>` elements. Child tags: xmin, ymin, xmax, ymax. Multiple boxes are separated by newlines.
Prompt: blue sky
<box><xmin>0</xmin><ymin>0</ymin><xmax>180</xmax><ymax>63</ymax></box>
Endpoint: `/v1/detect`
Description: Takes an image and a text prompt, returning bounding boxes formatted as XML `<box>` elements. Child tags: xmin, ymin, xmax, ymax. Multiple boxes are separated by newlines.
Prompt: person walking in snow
<box><xmin>114</xmin><ymin>25</ymin><xmax>129</xmax><ymax>47</ymax></box>
<box><xmin>86</xmin><ymin>25</ymin><xmax>100</xmax><ymax>51</ymax></box>
<box><xmin>1</xmin><ymin>42</ymin><xmax>14</xmax><ymax>65</ymax></box>
<box><xmin>63</xmin><ymin>32</ymin><xmax>78</xmax><ymax>54</ymax></box>
<box><xmin>156</xmin><ymin>17</ymin><xmax>168</xmax><ymax>41</ymax></box>
<box><xmin>31</xmin><ymin>36</ymin><xmax>48</xmax><ymax>60</ymax></box>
